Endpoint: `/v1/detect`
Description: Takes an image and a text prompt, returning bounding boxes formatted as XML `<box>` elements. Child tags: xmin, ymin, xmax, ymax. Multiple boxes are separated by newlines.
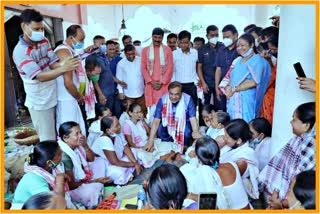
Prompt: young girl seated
<box><xmin>87</xmin><ymin>106</ymin><xmax>112</xmax><ymax>147</ymax></box>
<box><xmin>199</xmin><ymin>104</ymin><xmax>216</xmax><ymax>135</ymax></box>
<box><xmin>122</xmin><ymin>103</ymin><xmax>182</xmax><ymax>168</ymax></box>
<box><xmin>248</xmin><ymin>117</ymin><xmax>272</xmax><ymax>171</ymax></box>
<box><xmin>123</xmin><ymin>103</ymin><xmax>150</xmax><ymax>149</ymax></box>
<box><xmin>185</xmin><ymin>111</ymin><xmax>231</xmax><ymax>164</ymax></box>
<box><xmin>91</xmin><ymin>116</ymin><xmax>143</xmax><ymax>185</ymax></box>
<box><xmin>119</xmin><ymin>99</ymin><xmax>130</xmax><ymax>128</ymax></box>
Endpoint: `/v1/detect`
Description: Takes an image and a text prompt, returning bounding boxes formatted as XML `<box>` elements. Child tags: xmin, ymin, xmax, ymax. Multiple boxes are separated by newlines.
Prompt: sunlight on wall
<box><xmin>86</xmin><ymin>16</ymin><xmax>111</xmax><ymax>46</ymax></box>
<box><xmin>182</xmin><ymin>5</ymin><xmax>249</xmax><ymax>42</ymax></box>
<box><xmin>120</xmin><ymin>4</ymin><xmax>277</xmax><ymax>47</ymax></box>
<box><xmin>78</xmin><ymin>4</ymin><xmax>279</xmax><ymax>48</ymax></box>
<box><xmin>124</xmin><ymin>6</ymin><xmax>171</xmax><ymax>46</ymax></box>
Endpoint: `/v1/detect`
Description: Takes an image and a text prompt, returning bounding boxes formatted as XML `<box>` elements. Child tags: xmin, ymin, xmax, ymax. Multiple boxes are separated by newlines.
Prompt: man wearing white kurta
<box><xmin>116</xmin><ymin>44</ymin><xmax>147</xmax><ymax>116</ymax></box>
<box><xmin>55</xmin><ymin>25</ymin><xmax>88</xmax><ymax>135</ymax></box>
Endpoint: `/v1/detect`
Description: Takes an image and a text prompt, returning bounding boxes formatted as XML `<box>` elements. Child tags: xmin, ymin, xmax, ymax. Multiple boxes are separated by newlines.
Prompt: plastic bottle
<box><xmin>137</xmin><ymin>185</ymin><xmax>146</xmax><ymax>209</ymax></box>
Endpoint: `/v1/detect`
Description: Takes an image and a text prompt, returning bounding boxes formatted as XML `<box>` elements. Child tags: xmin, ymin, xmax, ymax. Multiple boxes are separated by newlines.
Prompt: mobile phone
<box><xmin>293</xmin><ymin>62</ymin><xmax>306</xmax><ymax>78</ymax></box>
<box><xmin>125</xmin><ymin>204</ymin><xmax>138</xmax><ymax>210</ymax></box>
<box><xmin>199</xmin><ymin>193</ymin><xmax>217</xmax><ymax>210</ymax></box>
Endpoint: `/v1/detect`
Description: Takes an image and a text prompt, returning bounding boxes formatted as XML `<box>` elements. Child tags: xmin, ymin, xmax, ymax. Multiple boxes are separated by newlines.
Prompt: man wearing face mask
<box><xmin>247</xmin><ymin>26</ymin><xmax>263</xmax><ymax>51</ymax></box>
<box><xmin>197</xmin><ymin>25</ymin><xmax>224</xmax><ymax>107</ymax></box>
<box><xmin>55</xmin><ymin>25</ymin><xmax>97</xmax><ymax>135</ymax></box>
<box><xmin>13</xmin><ymin>9</ymin><xmax>80</xmax><ymax>141</ymax></box>
<box><xmin>93</xmin><ymin>35</ymin><xmax>106</xmax><ymax>52</ymax></box>
<box><xmin>105</xmin><ymin>40</ymin><xmax>124</xmax><ymax>91</ymax></box>
<box><xmin>214</xmin><ymin>24</ymin><xmax>239</xmax><ymax>112</ymax></box>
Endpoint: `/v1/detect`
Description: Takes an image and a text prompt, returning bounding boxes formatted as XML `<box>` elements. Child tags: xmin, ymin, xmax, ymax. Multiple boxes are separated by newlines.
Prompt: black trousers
<box><xmin>203</xmin><ymin>85</ymin><xmax>226</xmax><ymax>112</ymax></box>
<box><xmin>181</xmin><ymin>83</ymin><xmax>198</xmax><ymax>107</ymax></box>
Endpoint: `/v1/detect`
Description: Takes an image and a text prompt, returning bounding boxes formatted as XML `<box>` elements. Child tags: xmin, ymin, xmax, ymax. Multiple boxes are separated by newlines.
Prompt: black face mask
<box><xmin>231</xmin><ymin>144</ymin><xmax>239</xmax><ymax>150</ymax></box>
<box><xmin>260</xmin><ymin>42</ymin><xmax>269</xmax><ymax>50</ymax></box>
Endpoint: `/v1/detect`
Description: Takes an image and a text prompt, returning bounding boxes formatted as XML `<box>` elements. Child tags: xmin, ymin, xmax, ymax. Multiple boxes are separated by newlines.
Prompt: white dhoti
<box><xmin>56</xmin><ymin>99</ymin><xmax>86</xmax><ymax>135</ymax></box>
<box><xmin>134</xmin><ymin>139</ymin><xmax>182</xmax><ymax>168</ymax></box>
<box><xmin>69</xmin><ymin>157</ymin><xmax>106</xmax><ymax>208</ymax></box>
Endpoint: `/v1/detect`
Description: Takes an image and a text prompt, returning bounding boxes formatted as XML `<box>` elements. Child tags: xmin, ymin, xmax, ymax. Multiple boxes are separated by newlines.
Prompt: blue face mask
<box><xmin>241</xmin><ymin>47</ymin><xmax>253</xmax><ymax>58</ymax></box>
<box><xmin>249</xmin><ymin>138</ymin><xmax>262</xmax><ymax>149</ymax></box>
<box><xmin>27</xmin><ymin>26</ymin><xmax>45</xmax><ymax>42</ymax></box>
<box><xmin>100</xmin><ymin>44</ymin><xmax>107</xmax><ymax>54</ymax></box>
<box><xmin>72</xmin><ymin>37</ymin><xmax>84</xmax><ymax>49</ymax></box>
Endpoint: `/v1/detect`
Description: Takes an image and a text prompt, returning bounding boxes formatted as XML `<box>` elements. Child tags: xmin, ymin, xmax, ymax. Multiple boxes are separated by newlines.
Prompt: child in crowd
<box><xmin>248</xmin><ymin>117</ymin><xmax>272</xmax><ymax>171</ymax></box>
<box><xmin>185</xmin><ymin>111</ymin><xmax>230</xmax><ymax>164</ymax></box>
<box><xmin>123</xmin><ymin>103</ymin><xmax>150</xmax><ymax>149</ymax></box>
<box><xmin>119</xmin><ymin>99</ymin><xmax>130</xmax><ymax>128</ymax></box>
<box><xmin>87</xmin><ymin>106</ymin><xmax>112</xmax><ymax>147</ymax></box>
<box><xmin>199</xmin><ymin>104</ymin><xmax>216</xmax><ymax>135</ymax></box>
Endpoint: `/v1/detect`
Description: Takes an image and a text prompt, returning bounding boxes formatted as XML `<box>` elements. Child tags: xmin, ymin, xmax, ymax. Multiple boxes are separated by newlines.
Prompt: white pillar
<box><xmin>270</xmin><ymin>5</ymin><xmax>316</xmax><ymax>158</ymax></box>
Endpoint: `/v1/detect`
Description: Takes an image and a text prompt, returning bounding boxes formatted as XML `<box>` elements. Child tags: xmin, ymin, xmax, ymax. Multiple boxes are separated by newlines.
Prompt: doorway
<box><xmin>4</xmin><ymin>15</ymin><xmax>58</xmax><ymax>128</ymax></box>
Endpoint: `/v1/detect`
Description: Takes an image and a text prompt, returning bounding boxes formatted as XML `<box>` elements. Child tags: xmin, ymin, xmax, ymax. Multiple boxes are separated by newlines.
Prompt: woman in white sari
<box><xmin>58</xmin><ymin>121</ymin><xmax>110</xmax><ymax>209</ymax></box>
<box><xmin>221</xmin><ymin>119</ymin><xmax>260</xmax><ymax>200</ymax></box>
<box><xmin>180</xmin><ymin>137</ymin><xmax>250</xmax><ymax>209</ymax></box>
<box><xmin>91</xmin><ymin>116</ymin><xmax>143</xmax><ymax>185</ymax></box>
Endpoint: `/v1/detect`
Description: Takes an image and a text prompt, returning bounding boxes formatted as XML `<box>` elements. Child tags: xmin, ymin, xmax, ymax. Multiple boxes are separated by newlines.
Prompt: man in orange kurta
<box><xmin>141</xmin><ymin>27</ymin><xmax>173</xmax><ymax>124</ymax></box>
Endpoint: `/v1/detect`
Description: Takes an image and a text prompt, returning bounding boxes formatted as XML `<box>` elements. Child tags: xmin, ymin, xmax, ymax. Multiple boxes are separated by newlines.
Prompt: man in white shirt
<box><xmin>172</xmin><ymin>30</ymin><xmax>198</xmax><ymax>107</ymax></box>
<box><xmin>120</xmin><ymin>35</ymin><xmax>142</xmax><ymax>57</ymax></box>
<box><xmin>116</xmin><ymin>44</ymin><xmax>147</xmax><ymax>116</ymax></box>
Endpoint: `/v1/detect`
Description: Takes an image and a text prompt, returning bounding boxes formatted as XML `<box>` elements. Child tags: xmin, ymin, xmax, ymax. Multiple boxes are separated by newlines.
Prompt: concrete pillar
<box><xmin>270</xmin><ymin>5</ymin><xmax>316</xmax><ymax>158</ymax></box>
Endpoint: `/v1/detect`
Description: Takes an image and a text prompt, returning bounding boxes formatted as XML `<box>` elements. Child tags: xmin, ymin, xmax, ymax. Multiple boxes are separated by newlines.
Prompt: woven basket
<box><xmin>13</xmin><ymin>130</ymin><xmax>39</xmax><ymax>146</ymax></box>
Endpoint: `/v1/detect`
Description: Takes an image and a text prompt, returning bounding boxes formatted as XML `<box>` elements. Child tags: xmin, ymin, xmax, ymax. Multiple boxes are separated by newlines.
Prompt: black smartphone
<box><xmin>125</xmin><ymin>204</ymin><xmax>138</xmax><ymax>210</ymax></box>
<box><xmin>293</xmin><ymin>62</ymin><xmax>306</xmax><ymax>78</ymax></box>
<box><xmin>199</xmin><ymin>193</ymin><xmax>217</xmax><ymax>210</ymax></box>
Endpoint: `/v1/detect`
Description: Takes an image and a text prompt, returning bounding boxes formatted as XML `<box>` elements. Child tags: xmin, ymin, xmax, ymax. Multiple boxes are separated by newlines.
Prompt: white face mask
<box><xmin>241</xmin><ymin>47</ymin><xmax>253</xmax><ymax>58</ymax></box>
<box><xmin>109</xmin><ymin>131</ymin><xmax>117</xmax><ymax>138</ymax></box>
<box><xmin>100</xmin><ymin>44</ymin><xmax>107</xmax><ymax>54</ymax></box>
<box><xmin>27</xmin><ymin>26</ymin><xmax>45</xmax><ymax>42</ymax></box>
<box><xmin>209</xmin><ymin>37</ymin><xmax>218</xmax><ymax>45</ymax></box>
<box><xmin>255</xmin><ymin>38</ymin><xmax>260</xmax><ymax>47</ymax></box>
<box><xmin>223</xmin><ymin>38</ymin><xmax>233</xmax><ymax>47</ymax></box>
<box><xmin>270</xmin><ymin>55</ymin><xmax>277</xmax><ymax>66</ymax></box>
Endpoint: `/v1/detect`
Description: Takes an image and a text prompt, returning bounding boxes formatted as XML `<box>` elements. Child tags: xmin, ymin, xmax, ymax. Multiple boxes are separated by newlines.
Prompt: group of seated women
<box><xmin>11</xmin><ymin>101</ymin><xmax>315</xmax><ymax>210</ymax></box>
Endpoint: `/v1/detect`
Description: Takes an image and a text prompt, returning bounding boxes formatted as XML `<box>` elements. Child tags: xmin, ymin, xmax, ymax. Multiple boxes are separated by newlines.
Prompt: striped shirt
<box><xmin>172</xmin><ymin>48</ymin><xmax>198</xmax><ymax>84</ymax></box>
<box><xmin>13</xmin><ymin>35</ymin><xmax>59</xmax><ymax>110</ymax></box>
